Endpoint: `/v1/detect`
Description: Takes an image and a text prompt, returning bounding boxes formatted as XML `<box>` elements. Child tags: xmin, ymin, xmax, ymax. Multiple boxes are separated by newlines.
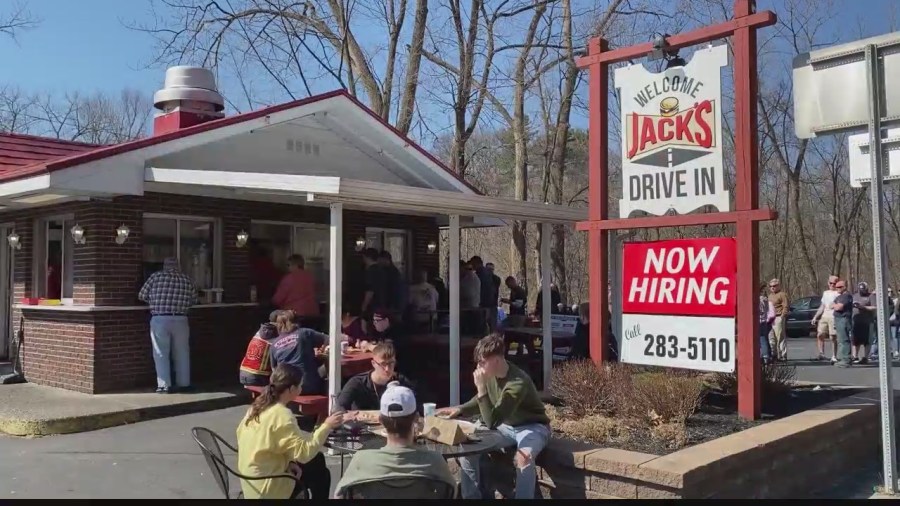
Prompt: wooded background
<box><xmin>2</xmin><ymin>0</ymin><xmax>900</xmax><ymax>304</ymax></box>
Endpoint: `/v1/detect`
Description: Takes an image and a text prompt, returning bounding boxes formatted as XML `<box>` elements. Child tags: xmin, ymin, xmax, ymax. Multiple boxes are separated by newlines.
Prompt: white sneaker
<box><xmin>831</xmin><ymin>356</ymin><xmax>838</xmax><ymax>363</ymax></box>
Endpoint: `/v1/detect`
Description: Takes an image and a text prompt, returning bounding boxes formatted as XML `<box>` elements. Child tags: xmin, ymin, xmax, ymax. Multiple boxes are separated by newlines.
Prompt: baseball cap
<box><xmin>379</xmin><ymin>381</ymin><xmax>417</xmax><ymax>418</ymax></box>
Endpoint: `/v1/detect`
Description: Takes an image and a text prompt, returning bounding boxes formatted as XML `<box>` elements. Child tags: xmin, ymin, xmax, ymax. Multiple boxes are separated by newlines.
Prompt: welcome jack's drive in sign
<box><xmin>620</xmin><ymin>237</ymin><xmax>736</xmax><ymax>373</ymax></box>
<box><xmin>616</xmin><ymin>44</ymin><xmax>730</xmax><ymax>217</ymax></box>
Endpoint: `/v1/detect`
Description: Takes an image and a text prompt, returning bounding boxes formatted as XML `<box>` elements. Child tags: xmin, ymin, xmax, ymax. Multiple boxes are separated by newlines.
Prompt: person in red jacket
<box><xmin>272</xmin><ymin>255</ymin><xmax>319</xmax><ymax>320</ymax></box>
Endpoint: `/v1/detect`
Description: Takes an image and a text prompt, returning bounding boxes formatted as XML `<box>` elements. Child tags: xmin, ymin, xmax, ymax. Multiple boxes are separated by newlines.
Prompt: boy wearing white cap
<box><xmin>334</xmin><ymin>382</ymin><xmax>455</xmax><ymax>498</ymax></box>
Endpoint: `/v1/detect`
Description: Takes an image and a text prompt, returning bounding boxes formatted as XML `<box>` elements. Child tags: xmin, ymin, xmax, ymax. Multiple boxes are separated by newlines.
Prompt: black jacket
<box><xmin>335</xmin><ymin>371</ymin><xmax>419</xmax><ymax>412</ymax></box>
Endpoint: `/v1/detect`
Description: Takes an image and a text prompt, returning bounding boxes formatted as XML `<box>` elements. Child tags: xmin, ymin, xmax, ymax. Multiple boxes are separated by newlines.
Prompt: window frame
<box><xmin>143</xmin><ymin>213</ymin><xmax>223</xmax><ymax>289</ymax></box>
<box><xmin>365</xmin><ymin>226</ymin><xmax>413</xmax><ymax>278</ymax></box>
<box><xmin>32</xmin><ymin>214</ymin><xmax>76</xmax><ymax>304</ymax></box>
<box><xmin>249</xmin><ymin>219</ymin><xmax>331</xmax><ymax>296</ymax></box>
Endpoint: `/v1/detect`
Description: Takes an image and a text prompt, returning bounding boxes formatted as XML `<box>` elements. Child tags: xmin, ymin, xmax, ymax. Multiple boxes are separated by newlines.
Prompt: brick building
<box><xmin>0</xmin><ymin>67</ymin><xmax>583</xmax><ymax>402</ymax></box>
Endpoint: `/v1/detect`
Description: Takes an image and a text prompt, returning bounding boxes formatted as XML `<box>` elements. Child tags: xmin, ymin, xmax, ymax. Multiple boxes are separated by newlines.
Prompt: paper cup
<box><xmin>340</xmin><ymin>341</ymin><xmax>349</xmax><ymax>354</ymax></box>
<box><xmin>423</xmin><ymin>403</ymin><xmax>436</xmax><ymax>417</ymax></box>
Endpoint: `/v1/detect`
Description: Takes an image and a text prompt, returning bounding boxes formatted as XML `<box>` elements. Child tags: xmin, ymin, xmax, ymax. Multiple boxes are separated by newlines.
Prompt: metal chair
<box><xmin>343</xmin><ymin>477</ymin><xmax>456</xmax><ymax>499</ymax></box>
<box><xmin>190</xmin><ymin>427</ymin><xmax>306</xmax><ymax>499</ymax></box>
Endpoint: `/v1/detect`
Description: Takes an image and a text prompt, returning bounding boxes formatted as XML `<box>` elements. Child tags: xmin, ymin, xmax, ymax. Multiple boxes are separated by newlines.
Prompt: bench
<box><xmin>243</xmin><ymin>385</ymin><xmax>329</xmax><ymax>423</ymax></box>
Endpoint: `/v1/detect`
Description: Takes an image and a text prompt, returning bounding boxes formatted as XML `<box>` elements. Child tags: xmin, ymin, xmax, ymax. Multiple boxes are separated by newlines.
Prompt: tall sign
<box><xmin>617</xmin><ymin>45</ymin><xmax>730</xmax><ymax>217</ymax></box>
<box><xmin>620</xmin><ymin>238</ymin><xmax>736</xmax><ymax>372</ymax></box>
<box><xmin>575</xmin><ymin>0</ymin><xmax>777</xmax><ymax>423</ymax></box>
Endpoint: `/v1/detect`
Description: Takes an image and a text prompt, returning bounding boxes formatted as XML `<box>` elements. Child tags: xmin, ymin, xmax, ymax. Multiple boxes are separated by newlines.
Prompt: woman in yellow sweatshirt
<box><xmin>236</xmin><ymin>364</ymin><xmax>344</xmax><ymax>499</ymax></box>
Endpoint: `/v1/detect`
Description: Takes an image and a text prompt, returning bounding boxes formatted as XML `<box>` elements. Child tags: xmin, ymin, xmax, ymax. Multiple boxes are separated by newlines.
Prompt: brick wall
<box><xmin>3</xmin><ymin>192</ymin><xmax>440</xmax><ymax>393</ymax></box>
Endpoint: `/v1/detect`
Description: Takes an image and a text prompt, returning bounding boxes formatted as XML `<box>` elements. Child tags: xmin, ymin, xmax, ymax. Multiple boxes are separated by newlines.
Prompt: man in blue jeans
<box><xmin>437</xmin><ymin>334</ymin><xmax>550</xmax><ymax>499</ymax></box>
<box><xmin>139</xmin><ymin>257</ymin><xmax>198</xmax><ymax>393</ymax></box>
<box><xmin>832</xmin><ymin>279</ymin><xmax>854</xmax><ymax>368</ymax></box>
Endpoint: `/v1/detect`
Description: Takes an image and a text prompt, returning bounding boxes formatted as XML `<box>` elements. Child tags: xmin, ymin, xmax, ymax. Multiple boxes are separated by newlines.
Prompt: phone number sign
<box><xmin>620</xmin><ymin>237</ymin><xmax>736</xmax><ymax>373</ymax></box>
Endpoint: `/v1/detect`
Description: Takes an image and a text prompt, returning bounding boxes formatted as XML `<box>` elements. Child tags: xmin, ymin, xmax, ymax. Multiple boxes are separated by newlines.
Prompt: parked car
<box><xmin>785</xmin><ymin>295</ymin><xmax>821</xmax><ymax>338</ymax></box>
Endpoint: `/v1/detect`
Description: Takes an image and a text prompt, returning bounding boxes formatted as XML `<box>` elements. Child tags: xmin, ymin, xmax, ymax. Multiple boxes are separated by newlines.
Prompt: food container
<box><xmin>211</xmin><ymin>288</ymin><xmax>224</xmax><ymax>303</ymax></box>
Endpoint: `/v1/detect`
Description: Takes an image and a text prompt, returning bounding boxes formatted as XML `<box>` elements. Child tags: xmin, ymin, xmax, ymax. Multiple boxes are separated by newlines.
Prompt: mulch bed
<box><xmin>553</xmin><ymin>384</ymin><xmax>863</xmax><ymax>456</ymax></box>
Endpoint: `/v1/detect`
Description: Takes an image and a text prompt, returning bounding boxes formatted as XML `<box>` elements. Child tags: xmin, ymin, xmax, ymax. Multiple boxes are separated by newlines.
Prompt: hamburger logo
<box><xmin>626</xmin><ymin>97</ymin><xmax>716</xmax><ymax>166</ymax></box>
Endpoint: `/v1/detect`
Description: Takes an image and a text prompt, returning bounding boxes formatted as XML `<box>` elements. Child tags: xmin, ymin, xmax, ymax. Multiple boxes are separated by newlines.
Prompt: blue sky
<box><xmin>1</xmin><ymin>0</ymin><xmax>897</xmax><ymax>138</ymax></box>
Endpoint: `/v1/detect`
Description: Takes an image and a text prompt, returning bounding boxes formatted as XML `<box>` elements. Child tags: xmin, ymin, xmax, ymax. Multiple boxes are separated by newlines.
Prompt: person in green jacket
<box><xmin>436</xmin><ymin>333</ymin><xmax>551</xmax><ymax>500</ymax></box>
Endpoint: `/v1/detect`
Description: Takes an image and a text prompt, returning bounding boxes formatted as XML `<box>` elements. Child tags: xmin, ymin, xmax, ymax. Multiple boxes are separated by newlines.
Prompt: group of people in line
<box><xmin>759</xmin><ymin>275</ymin><xmax>897</xmax><ymax>367</ymax></box>
<box><xmin>235</xmin><ymin>334</ymin><xmax>551</xmax><ymax>500</ymax></box>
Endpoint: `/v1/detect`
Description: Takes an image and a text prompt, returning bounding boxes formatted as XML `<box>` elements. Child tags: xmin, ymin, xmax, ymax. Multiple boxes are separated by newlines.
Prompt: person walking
<box><xmin>832</xmin><ymin>279</ymin><xmax>854</xmax><ymax>368</ymax></box>
<box><xmin>138</xmin><ymin>257</ymin><xmax>198</xmax><ymax>393</ymax></box>
<box><xmin>767</xmin><ymin>278</ymin><xmax>790</xmax><ymax>361</ymax></box>
<box><xmin>811</xmin><ymin>275</ymin><xmax>840</xmax><ymax>363</ymax></box>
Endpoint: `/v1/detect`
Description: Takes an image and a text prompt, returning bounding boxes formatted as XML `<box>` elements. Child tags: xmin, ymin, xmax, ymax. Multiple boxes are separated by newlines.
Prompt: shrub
<box><xmin>547</xmin><ymin>405</ymin><xmax>631</xmax><ymax>445</ymax></box>
<box><xmin>616</xmin><ymin>371</ymin><xmax>707</xmax><ymax>426</ymax></box>
<box><xmin>649</xmin><ymin>422</ymin><xmax>688</xmax><ymax>450</ymax></box>
<box><xmin>713</xmin><ymin>362</ymin><xmax>796</xmax><ymax>398</ymax></box>
<box><xmin>551</xmin><ymin>360</ymin><xmax>630</xmax><ymax>417</ymax></box>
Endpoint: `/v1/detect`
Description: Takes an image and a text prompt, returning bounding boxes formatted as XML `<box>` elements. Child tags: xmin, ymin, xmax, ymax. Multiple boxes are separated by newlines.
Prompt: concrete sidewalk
<box><xmin>0</xmin><ymin>383</ymin><xmax>250</xmax><ymax>436</ymax></box>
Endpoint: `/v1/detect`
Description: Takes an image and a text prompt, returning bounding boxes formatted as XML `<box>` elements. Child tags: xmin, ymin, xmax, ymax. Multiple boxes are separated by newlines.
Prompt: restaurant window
<box><xmin>249</xmin><ymin>221</ymin><xmax>330</xmax><ymax>301</ymax></box>
<box><xmin>365</xmin><ymin>227</ymin><xmax>410</xmax><ymax>277</ymax></box>
<box><xmin>143</xmin><ymin>215</ymin><xmax>220</xmax><ymax>290</ymax></box>
<box><xmin>33</xmin><ymin>216</ymin><xmax>75</xmax><ymax>302</ymax></box>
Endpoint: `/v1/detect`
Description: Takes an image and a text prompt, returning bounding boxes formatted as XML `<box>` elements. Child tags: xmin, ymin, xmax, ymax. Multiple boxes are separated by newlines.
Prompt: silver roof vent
<box><xmin>153</xmin><ymin>66</ymin><xmax>225</xmax><ymax>114</ymax></box>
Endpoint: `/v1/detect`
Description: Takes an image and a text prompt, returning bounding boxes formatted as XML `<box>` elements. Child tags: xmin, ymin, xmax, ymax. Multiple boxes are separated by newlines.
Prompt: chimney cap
<box><xmin>153</xmin><ymin>66</ymin><xmax>225</xmax><ymax>112</ymax></box>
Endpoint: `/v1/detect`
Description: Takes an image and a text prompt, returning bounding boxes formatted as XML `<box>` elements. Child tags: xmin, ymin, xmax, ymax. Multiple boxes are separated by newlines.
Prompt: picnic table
<box><xmin>501</xmin><ymin>326</ymin><xmax>574</xmax><ymax>355</ymax></box>
<box><xmin>317</xmin><ymin>350</ymin><xmax>373</xmax><ymax>378</ymax></box>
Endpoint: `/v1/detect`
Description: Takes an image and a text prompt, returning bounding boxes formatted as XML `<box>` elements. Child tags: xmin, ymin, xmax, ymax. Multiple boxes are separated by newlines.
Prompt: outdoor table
<box><xmin>502</xmin><ymin>326</ymin><xmax>573</xmax><ymax>355</ymax></box>
<box><xmin>326</xmin><ymin>425</ymin><xmax>513</xmax><ymax>470</ymax></box>
<box><xmin>317</xmin><ymin>351</ymin><xmax>373</xmax><ymax>378</ymax></box>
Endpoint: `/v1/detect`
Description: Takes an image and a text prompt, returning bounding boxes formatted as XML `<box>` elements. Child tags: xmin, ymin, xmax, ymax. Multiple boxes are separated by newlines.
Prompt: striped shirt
<box><xmin>139</xmin><ymin>269</ymin><xmax>198</xmax><ymax>315</ymax></box>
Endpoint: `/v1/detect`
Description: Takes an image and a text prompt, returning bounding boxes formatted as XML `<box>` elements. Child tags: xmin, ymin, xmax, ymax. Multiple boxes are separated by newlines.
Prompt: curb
<box><xmin>0</xmin><ymin>392</ymin><xmax>251</xmax><ymax>437</ymax></box>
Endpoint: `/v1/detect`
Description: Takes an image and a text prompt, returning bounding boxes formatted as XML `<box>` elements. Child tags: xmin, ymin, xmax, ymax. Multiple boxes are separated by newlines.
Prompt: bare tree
<box><xmin>137</xmin><ymin>0</ymin><xmax>427</xmax><ymax>134</ymax></box>
<box><xmin>0</xmin><ymin>1</ymin><xmax>39</xmax><ymax>41</ymax></box>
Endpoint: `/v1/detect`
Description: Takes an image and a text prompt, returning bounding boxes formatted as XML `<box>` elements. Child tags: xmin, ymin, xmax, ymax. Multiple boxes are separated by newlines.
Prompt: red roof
<box><xmin>0</xmin><ymin>90</ymin><xmax>479</xmax><ymax>194</ymax></box>
<box><xmin>0</xmin><ymin>133</ymin><xmax>102</xmax><ymax>178</ymax></box>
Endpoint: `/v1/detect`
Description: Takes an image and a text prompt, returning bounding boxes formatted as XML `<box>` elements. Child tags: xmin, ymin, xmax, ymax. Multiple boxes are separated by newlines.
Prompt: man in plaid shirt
<box><xmin>139</xmin><ymin>257</ymin><xmax>198</xmax><ymax>393</ymax></box>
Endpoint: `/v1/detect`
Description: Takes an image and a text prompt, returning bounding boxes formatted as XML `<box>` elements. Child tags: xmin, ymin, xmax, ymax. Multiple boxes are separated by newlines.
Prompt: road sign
<box><xmin>793</xmin><ymin>34</ymin><xmax>899</xmax><ymax>494</ymax></box>
<box><xmin>848</xmin><ymin>128</ymin><xmax>900</xmax><ymax>187</ymax></box>
<box><xmin>620</xmin><ymin>237</ymin><xmax>736</xmax><ymax>372</ymax></box>
<box><xmin>615</xmin><ymin>44</ymin><xmax>730</xmax><ymax>217</ymax></box>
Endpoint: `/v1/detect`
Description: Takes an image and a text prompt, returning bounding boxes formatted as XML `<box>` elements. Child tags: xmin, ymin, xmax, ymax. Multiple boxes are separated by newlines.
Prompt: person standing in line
<box><xmin>851</xmin><ymin>282</ymin><xmax>876</xmax><ymax>364</ymax></box>
<box><xmin>832</xmin><ymin>279</ymin><xmax>854</xmax><ymax>368</ymax></box>
<box><xmin>378</xmin><ymin>251</ymin><xmax>406</xmax><ymax>321</ymax></box>
<box><xmin>485</xmin><ymin>263</ymin><xmax>502</xmax><ymax>305</ymax></box>
<box><xmin>272</xmin><ymin>255</ymin><xmax>319</xmax><ymax>326</ymax></box>
<box><xmin>459</xmin><ymin>261</ymin><xmax>481</xmax><ymax>310</ymax></box>
<box><xmin>361</xmin><ymin>248</ymin><xmax>388</xmax><ymax>316</ymax></box>
<box><xmin>502</xmin><ymin>276</ymin><xmax>528</xmax><ymax>317</ymax></box>
<box><xmin>470</xmin><ymin>256</ymin><xmax>498</xmax><ymax>332</ymax></box>
<box><xmin>767</xmin><ymin>278</ymin><xmax>790</xmax><ymax>361</ymax></box>
<box><xmin>811</xmin><ymin>275</ymin><xmax>840</xmax><ymax>363</ymax></box>
<box><xmin>758</xmin><ymin>284</ymin><xmax>775</xmax><ymax>364</ymax></box>
<box><xmin>139</xmin><ymin>257</ymin><xmax>198</xmax><ymax>393</ymax></box>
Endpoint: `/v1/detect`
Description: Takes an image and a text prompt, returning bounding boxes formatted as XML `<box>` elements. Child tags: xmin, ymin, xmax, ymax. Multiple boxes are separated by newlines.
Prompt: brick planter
<box><xmin>535</xmin><ymin>389</ymin><xmax>887</xmax><ymax>499</ymax></box>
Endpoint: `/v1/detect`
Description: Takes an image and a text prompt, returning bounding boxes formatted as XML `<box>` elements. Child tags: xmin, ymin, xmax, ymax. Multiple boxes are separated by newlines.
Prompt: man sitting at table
<box><xmin>334</xmin><ymin>382</ymin><xmax>455</xmax><ymax>498</ymax></box>
<box><xmin>335</xmin><ymin>342</ymin><xmax>417</xmax><ymax>412</ymax></box>
<box><xmin>436</xmin><ymin>334</ymin><xmax>550</xmax><ymax>500</ymax></box>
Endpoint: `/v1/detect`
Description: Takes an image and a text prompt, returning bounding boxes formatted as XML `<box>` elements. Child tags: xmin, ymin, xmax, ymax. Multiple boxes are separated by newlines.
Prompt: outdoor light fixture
<box><xmin>355</xmin><ymin>236</ymin><xmax>366</xmax><ymax>252</ymax></box>
<box><xmin>236</xmin><ymin>230</ymin><xmax>249</xmax><ymax>248</ymax></box>
<box><xmin>7</xmin><ymin>231</ymin><xmax>20</xmax><ymax>250</ymax></box>
<box><xmin>427</xmin><ymin>240</ymin><xmax>437</xmax><ymax>254</ymax></box>
<box><xmin>115</xmin><ymin>224</ymin><xmax>130</xmax><ymax>245</ymax></box>
<box><xmin>70</xmin><ymin>224</ymin><xmax>86</xmax><ymax>245</ymax></box>
<box><xmin>648</xmin><ymin>33</ymin><xmax>686</xmax><ymax>69</ymax></box>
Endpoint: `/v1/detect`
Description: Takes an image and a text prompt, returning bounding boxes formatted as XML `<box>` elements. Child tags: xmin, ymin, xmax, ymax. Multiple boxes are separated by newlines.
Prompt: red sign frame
<box><xmin>575</xmin><ymin>0</ymin><xmax>777</xmax><ymax>420</ymax></box>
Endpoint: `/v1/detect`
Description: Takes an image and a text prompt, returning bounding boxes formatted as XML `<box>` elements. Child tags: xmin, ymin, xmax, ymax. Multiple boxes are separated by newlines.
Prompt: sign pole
<box><xmin>865</xmin><ymin>43</ymin><xmax>898</xmax><ymax>495</ymax></box>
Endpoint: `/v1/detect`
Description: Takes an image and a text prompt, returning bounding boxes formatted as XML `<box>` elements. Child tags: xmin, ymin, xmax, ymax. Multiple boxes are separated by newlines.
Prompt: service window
<box><xmin>32</xmin><ymin>216</ymin><xmax>75</xmax><ymax>302</ymax></box>
<box><xmin>366</xmin><ymin>227</ymin><xmax>411</xmax><ymax>277</ymax></box>
<box><xmin>143</xmin><ymin>215</ymin><xmax>220</xmax><ymax>290</ymax></box>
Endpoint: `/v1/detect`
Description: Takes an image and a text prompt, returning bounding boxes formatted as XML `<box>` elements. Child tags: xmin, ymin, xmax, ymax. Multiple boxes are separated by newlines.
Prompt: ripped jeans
<box><xmin>458</xmin><ymin>422</ymin><xmax>551</xmax><ymax>500</ymax></box>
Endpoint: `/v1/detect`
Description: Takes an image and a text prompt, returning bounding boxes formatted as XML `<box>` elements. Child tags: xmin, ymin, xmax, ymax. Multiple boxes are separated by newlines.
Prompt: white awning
<box><xmin>145</xmin><ymin>167</ymin><xmax>586</xmax><ymax>223</ymax></box>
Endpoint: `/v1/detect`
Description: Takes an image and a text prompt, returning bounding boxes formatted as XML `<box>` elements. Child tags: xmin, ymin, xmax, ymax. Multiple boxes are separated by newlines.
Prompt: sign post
<box><xmin>793</xmin><ymin>33</ymin><xmax>900</xmax><ymax>495</ymax></box>
<box><xmin>576</xmin><ymin>0</ymin><xmax>777</xmax><ymax>420</ymax></box>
